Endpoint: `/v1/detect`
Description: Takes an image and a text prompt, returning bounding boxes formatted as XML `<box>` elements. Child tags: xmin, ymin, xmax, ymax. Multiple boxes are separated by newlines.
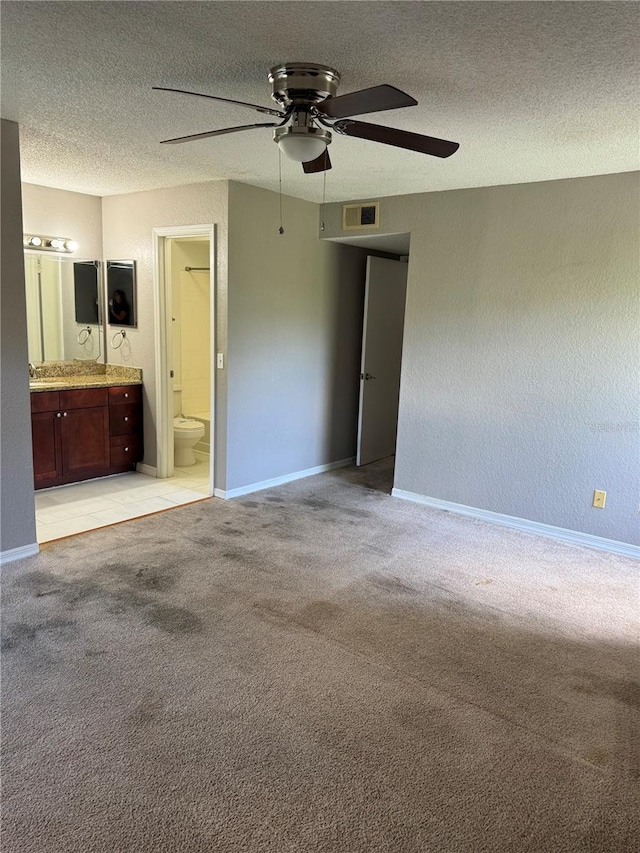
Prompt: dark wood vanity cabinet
<box><xmin>31</xmin><ymin>401</ymin><xmax>63</xmax><ymax>484</ymax></box>
<box><xmin>31</xmin><ymin>385</ymin><xmax>143</xmax><ymax>489</ymax></box>
<box><xmin>108</xmin><ymin>385</ymin><xmax>143</xmax><ymax>469</ymax></box>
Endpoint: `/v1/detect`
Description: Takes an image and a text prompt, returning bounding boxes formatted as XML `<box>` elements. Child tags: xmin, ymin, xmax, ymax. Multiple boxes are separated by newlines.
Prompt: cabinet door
<box><xmin>60</xmin><ymin>407</ymin><xmax>110</xmax><ymax>477</ymax></box>
<box><xmin>32</xmin><ymin>411</ymin><xmax>62</xmax><ymax>483</ymax></box>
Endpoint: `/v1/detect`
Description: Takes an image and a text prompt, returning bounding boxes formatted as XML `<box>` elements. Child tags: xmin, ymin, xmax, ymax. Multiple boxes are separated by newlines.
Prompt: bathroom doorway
<box><xmin>153</xmin><ymin>225</ymin><xmax>215</xmax><ymax>492</ymax></box>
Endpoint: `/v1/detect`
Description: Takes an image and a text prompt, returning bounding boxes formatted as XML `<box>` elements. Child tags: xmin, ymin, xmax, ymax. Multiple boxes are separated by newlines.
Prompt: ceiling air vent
<box><xmin>342</xmin><ymin>202</ymin><xmax>380</xmax><ymax>230</ymax></box>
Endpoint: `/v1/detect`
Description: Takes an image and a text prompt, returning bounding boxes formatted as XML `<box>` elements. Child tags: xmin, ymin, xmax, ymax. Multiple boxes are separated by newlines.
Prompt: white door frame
<box><xmin>152</xmin><ymin>224</ymin><xmax>216</xmax><ymax>489</ymax></box>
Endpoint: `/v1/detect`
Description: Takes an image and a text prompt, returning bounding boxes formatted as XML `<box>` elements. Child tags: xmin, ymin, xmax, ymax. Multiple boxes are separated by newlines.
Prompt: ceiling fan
<box><xmin>154</xmin><ymin>63</ymin><xmax>459</xmax><ymax>173</ymax></box>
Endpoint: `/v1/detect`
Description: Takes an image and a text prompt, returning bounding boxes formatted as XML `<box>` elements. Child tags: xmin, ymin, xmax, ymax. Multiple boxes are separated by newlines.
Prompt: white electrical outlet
<box><xmin>593</xmin><ymin>490</ymin><xmax>606</xmax><ymax>509</ymax></box>
<box><xmin>216</xmin><ymin>353</ymin><xmax>224</xmax><ymax>369</ymax></box>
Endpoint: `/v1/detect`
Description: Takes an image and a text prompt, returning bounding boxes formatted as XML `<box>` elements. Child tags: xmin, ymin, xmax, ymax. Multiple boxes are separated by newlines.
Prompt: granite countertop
<box><xmin>29</xmin><ymin>362</ymin><xmax>142</xmax><ymax>393</ymax></box>
<box><xmin>29</xmin><ymin>375</ymin><xmax>143</xmax><ymax>392</ymax></box>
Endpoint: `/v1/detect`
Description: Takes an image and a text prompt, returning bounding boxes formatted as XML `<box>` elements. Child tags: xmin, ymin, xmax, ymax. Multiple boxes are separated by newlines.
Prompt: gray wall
<box><xmin>18</xmin><ymin>178</ymin><xmax>368</xmax><ymax>496</ymax></box>
<box><xmin>322</xmin><ymin>172</ymin><xmax>640</xmax><ymax>546</ymax></box>
<box><xmin>101</xmin><ymin>181</ymin><xmax>229</xmax><ymax>484</ymax></box>
<box><xmin>1</xmin><ymin>120</ymin><xmax>37</xmax><ymax>554</ymax></box>
<box><xmin>226</xmin><ymin>182</ymin><xmax>368</xmax><ymax>491</ymax></box>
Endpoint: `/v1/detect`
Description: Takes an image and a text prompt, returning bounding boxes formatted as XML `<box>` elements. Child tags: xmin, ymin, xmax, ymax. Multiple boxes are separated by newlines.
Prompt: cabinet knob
<box><xmin>63</xmin><ymin>412</ymin><xmax>68</xmax><ymax>417</ymax></box>
<box><xmin>124</xmin><ymin>392</ymin><xmax>129</xmax><ymax>398</ymax></box>
<box><xmin>123</xmin><ymin>416</ymin><xmax>129</xmax><ymax>422</ymax></box>
<box><xmin>124</xmin><ymin>447</ymin><xmax>129</xmax><ymax>452</ymax></box>
<box><xmin>56</xmin><ymin>412</ymin><xmax>62</xmax><ymax>418</ymax></box>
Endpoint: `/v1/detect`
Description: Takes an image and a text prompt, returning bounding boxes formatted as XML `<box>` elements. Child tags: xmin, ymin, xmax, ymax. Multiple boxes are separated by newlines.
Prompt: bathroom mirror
<box><xmin>107</xmin><ymin>260</ymin><xmax>137</xmax><ymax>327</ymax></box>
<box><xmin>73</xmin><ymin>260</ymin><xmax>101</xmax><ymax>324</ymax></box>
<box><xmin>24</xmin><ymin>254</ymin><xmax>104</xmax><ymax>363</ymax></box>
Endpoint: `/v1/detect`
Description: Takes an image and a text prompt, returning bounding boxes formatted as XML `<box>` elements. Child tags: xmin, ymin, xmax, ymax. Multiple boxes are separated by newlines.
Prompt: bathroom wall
<box><xmin>320</xmin><ymin>171</ymin><xmax>640</xmax><ymax>546</ymax></box>
<box><xmin>1</xmin><ymin>120</ymin><xmax>37</xmax><ymax>557</ymax></box>
<box><xmin>21</xmin><ymin>183</ymin><xmax>103</xmax><ymax>260</ymax></box>
<box><xmin>101</xmin><ymin>181</ymin><xmax>228</xmax><ymax>484</ymax></box>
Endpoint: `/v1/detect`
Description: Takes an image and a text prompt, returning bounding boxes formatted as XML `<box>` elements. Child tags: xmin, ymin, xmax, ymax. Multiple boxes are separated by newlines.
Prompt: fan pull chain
<box><xmin>278</xmin><ymin>148</ymin><xmax>284</xmax><ymax>235</ymax></box>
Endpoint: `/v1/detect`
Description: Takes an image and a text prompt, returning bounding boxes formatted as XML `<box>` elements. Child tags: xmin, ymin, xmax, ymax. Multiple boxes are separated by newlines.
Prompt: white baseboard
<box><xmin>0</xmin><ymin>542</ymin><xmax>40</xmax><ymax>565</ymax></box>
<box><xmin>215</xmin><ymin>457</ymin><xmax>355</xmax><ymax>500</ymax></box>
<box><xmin>391</xmin><ymin>489</ymin><xmax>640</xmax><ymax>559</ymax></box>
<box><xmin>136</xmin><ymin>463</ymin><xmax>157</xmax><ymax>477</ymax></box>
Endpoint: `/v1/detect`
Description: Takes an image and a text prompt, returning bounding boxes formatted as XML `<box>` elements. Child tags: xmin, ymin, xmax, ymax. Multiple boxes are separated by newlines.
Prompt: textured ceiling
<box><xmin>1</xmin><ymin>1</ymin><xmax>638</xmax><ymax>203</ymax></box>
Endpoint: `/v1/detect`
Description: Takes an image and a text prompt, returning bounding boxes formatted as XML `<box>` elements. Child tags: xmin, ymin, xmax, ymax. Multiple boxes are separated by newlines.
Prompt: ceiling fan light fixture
<box><xmin>279</xmin><ymin>134</ymin><xmax>326</xmax><ymax>163</ymax></box>
<box><xmin>275</xmin><ymin>125</ymin><xmax>332</xmax><ymax>163</ymax></box>
<box><xmin>273</xmin><ymin>125</ymin><xmax>331</xmax><ymax>163</ymax></box>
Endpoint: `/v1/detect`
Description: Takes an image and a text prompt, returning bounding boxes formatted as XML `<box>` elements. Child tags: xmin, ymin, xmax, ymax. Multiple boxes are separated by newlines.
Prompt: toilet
<box><xmin>172</xmin><ymin>386</ymin><xmax>205</xmax><ymax>466</ymax></box>
<box><xmin>173</xmin><ymin>417</ymin><xmax>205</xmax><ymax>466</ymax></box>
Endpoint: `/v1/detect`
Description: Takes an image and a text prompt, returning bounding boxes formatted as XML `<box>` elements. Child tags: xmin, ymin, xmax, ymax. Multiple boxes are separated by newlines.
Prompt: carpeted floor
<box><xmin>2</xmin><ymin>459</ymin><xmax>639</xmax><ymax>852</ymax></box>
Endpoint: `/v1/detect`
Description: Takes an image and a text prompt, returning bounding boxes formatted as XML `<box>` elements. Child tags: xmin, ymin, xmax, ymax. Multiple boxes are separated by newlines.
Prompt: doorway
<box><xmin>356</xmin><ymin>255</ymin><xmax>408</xmax><ymax>487</ymax></box>
<box><xmin>153</xmin><ymin>225</ymin><xmax>216</xmax><ymax>492</ymax></box>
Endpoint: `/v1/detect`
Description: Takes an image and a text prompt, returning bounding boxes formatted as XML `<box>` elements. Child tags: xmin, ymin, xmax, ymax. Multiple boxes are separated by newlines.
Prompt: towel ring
<box><xmin>111</xmin><ymin>329</ymin><xmax>126</xmax><ymax>349</ymax></box>
<box><xmin>77</xmin><ymin>326</ymin><xmax>92</xmax><ymax>345</ymax></box>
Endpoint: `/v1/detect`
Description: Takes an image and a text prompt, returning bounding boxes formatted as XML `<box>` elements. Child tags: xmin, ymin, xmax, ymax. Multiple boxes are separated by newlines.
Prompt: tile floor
<box><xmin>35</xmin><ymin>456</ymin><xmax>211</xmax><ymax>543</ymax></box>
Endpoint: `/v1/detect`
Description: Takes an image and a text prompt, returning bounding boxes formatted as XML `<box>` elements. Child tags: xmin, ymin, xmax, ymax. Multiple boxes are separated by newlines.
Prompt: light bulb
<box><xmin>29</xmin><ymin>236</ymin><xmax>42</xmax><ymax>247</ymax></box>
<box><xmin>278</xmin><ymin>134</ymin><xmax>327</xmax><ymax>163</ymax></box>
<box><xmin>64</xmin><ymin>240</ymin><xmax>78</xmax><ymax>252</ymax></box>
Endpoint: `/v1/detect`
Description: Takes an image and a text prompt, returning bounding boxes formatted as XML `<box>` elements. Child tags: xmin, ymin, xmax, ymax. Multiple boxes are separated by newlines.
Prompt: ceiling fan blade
<box><xmin>161</xmin><ymin>123</ymin><xmax>278</xmax><ymax>144</ymax></box>
<box><xmin>302</xmin><ymin>150</ymin><xmax>332</xmax><ymax>174</ymax></box>
<box><xmin>153</xmin><ymin>86</ymin><xmax>284</xmax><ymax>117</ymax></box>
<box><xmin>317</xmin><ymin>85</ymin><xmax>417</xmax><ymax>119</ymax></box>
<box><xmin>333</xmin><ymin>119</ymin><xmax>459</xmax><ymax>158</ymax></box>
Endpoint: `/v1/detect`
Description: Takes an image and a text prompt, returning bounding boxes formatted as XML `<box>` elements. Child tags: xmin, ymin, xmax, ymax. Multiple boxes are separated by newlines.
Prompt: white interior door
<box><xmin>356</xmin><ymin>256</ymin><xmax>408</xmax><ymax>466</ymax></box>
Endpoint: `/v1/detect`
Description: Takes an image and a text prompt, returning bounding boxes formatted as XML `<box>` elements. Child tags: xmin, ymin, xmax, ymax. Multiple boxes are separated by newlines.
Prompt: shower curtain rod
<box><xmin>184</xmin><ymin>266</ymin><xmax>210</xmax><ymax>272</ymax></box>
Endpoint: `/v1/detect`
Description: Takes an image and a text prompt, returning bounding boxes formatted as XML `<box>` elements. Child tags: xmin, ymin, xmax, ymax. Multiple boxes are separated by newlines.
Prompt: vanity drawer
<box><xmin>60</xmin><ymin>388</ymin><xmax>108</xmax><ymax>410</ymax></box>
<box><xmin>108</xmin><ymin>385</ymin><xmax>141</xmax><ymax>405</ymax></box>
<box><xmin>31</xmin><ymin>391</ymin><xmax>60</xmax><ymax>413</ymax></box>
<box><xmin>109</xmin><ymin>403</ymin><xmax>141</xmax><ymax>435</ymax></box>
<box><xmin>110</xmin><ymin>434</ymin><xmax>143</xmax><ymax>466</ymax></box>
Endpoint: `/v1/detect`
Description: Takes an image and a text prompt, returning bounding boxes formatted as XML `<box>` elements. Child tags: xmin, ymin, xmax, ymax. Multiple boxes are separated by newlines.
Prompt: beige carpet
<box><xmin>2</xmin><ymin>459</ymin><xmax>638</xmax><ymax>852</ymax></box>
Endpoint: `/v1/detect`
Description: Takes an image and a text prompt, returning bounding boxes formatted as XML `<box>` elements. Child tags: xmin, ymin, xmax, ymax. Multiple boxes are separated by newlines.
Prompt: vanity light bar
<box><xmin>23</xmin><ymin>234</ymin><xmax>78</xmax><ymax>253</ymax></box>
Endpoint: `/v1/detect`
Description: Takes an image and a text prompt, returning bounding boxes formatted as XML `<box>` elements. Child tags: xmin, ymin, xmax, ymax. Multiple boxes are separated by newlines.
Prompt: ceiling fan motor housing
<box><xmin>273</xmin><ymin>123</ymin><xmax>332</xmax><ymax>153</ymax></box>
<box><xmin>268</xmin><ymin>63</ymin><xmax>341</xmax><ymax>107</ymax></box>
